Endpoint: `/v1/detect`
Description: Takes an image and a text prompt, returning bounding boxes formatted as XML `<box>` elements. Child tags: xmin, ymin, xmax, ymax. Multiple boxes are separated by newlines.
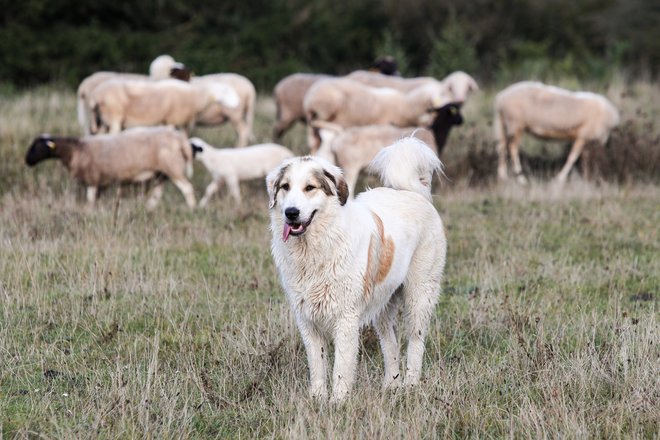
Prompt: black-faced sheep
<box><xmin>25</xmin><ymin>126</ymin><xmax>196</xmax><ymax>208</ymax></box>
<box><xmin>494</xmin><ymin>81</ymin><xmax>620</xmax><ymax>184</ymax></box>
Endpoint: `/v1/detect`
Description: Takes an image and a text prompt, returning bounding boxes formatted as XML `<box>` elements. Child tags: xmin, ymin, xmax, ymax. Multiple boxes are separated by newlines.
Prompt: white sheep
<box><xmin>189</xmin><ymin>137</ymin><xmax>294</xmax><ymax>207</ymax></box>
<box><xmin>313</xmin><ymin>103</ymin><xmax>463</xmax><ymax>195</ymax></box>
<box><xmin>441</xmin><ymin>71</ymin><xmax>479</xmax><ymax>103</ymax></box>
<box><xmin>272</xmin><ymin>73</ymin><xmax>332</xmax><ymax>141</ymax></box>
<box><xmin>345</xmin><ymin>70</ymin><xmax>437</xmax><ymax>92</ymax></box>
<box><xmin>494</xmin><ymin>81</ymin><xmax>620</xmax><ymax>184</ymax></box>
<box><xmin>88</xmin><ymin>78</ymin><xmax>237</xmax><ymax>134</ymax></box>
<box><xmin>303</xmin><ymin>77</ymin><xmax>451</xmax><ymax>151</ymax></box>
<box><xmin>191</xmin><ymin>73</ymin><xmax>256</xmax><ymax>147</ymax></box>
<box><xmin>25</xmin><ymin>126</ymin><xmax>196</xmax><ymax>208</ymax></box>
<box><xmin>149</xmin><ymin>54</ymin><xmax>184</xmax><ymax>80</ymax></box>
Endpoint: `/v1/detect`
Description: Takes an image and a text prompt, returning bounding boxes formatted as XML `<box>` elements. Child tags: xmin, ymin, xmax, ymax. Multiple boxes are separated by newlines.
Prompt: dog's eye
<box><xmin>280</xmin><ymin>183</ymin><xmax>290</xmax><ymax>191</ymax></box>
<box><xmin>305</xmin><ymin>185</ymin><xmax>316</xmax><ymax>192</ymax></box>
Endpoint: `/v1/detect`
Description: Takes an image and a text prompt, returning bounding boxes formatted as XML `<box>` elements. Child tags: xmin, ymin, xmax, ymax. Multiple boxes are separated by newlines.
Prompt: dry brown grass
<box><xmin>0</xmin><ymin>82</ymin><xmax>658</xmax><ymax>438</ymax></box>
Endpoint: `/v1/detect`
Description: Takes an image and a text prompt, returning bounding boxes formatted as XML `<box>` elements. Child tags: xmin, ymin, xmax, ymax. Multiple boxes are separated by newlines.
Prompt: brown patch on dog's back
<box><xmin>363</xmin><ymin>212</ymin><xmax>396</xmax><ymax>298</ymax></box>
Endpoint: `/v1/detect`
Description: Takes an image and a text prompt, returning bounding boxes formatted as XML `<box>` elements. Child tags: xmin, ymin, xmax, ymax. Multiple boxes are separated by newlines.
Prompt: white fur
<box><xmin>190</xmin><ymin>137</ymin><xmax>293</xmax><ymax>207</ymax></box>
<box><xmin>267</xmin><ymin>137</ymin><xmax>447</xmax><ymax>401</ymax></box>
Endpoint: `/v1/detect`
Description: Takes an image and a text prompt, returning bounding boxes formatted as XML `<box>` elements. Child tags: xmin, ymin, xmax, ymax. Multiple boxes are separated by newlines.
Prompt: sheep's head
<box><xmin>25</xmin><ymin>134</ymin><xmax>58</xmax><ymax>166</ymax></box>
<box><xmin>431</xmin><ymin>103</ymin><xmax>464</xmax><ymax>127</ymax></box>
<box><xmin>189</xmin><ymin>137</ymin><xmax>206</xmax><ymax>159</ymax></box>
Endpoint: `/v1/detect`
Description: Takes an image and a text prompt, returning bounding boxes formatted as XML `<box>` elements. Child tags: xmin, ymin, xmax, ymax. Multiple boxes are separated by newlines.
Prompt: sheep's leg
<box><xmin>508</xmin><ymin>131</ymin><xmax>528</xmax><ymax>185</ymax></box>
<box><xmin>233</xmin><ymin>119</ymin><xmax>249</xmax><ymax>148</ymax></box>
<box><xmin>225</xmin><ymin>176</ymin><xmax>242</xmax><ymax>205</ymax></box>
<box><xmin>145</xmin><ymin>181</ymin><xmax>164</xmax><ymax>210</ymax></box>
<box><xmin>307</xmin><ymin>125</ymin><xmax>320</xmax><ymax>154</ymax></box>
<box><xmin>555</xmin><ymin>138</ymin><xmax>586</xmax><ymax>184</ymax></box>
<box><xmin>109</xmin><ymin>120</ymin><xmax>122</xmax><ymax>134</ymax></box>
<box><xmin>496</xmin><ymin>137</ymin><xmax>509</xmax><ymax>181</ymax></box>
<box><xmin>343</xmin><ymin>166</ymin><xmax>360</xmax><ymax>198</ymax></box>
<box><xmin>86</xmin><ymin>186</ymin><xmax>98</xmax><ymax>205</ymax></box>
<box><xmin>171</xmin><ymin>178</ymin><xmax>196</xmax><ymax>209</ymax></box>
<box><xmin>199</xmin><ymin>180</ymin><xmax>222</xmax><ymax>208</ymax></box>
<box><xmin>579</xmin><ymin>142</ymin><xmax>592</xmax><ymax>180</ymax></box>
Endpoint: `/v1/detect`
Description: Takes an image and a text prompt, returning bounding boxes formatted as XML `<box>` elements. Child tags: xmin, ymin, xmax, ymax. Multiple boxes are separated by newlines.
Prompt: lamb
<box><xmin>189</xmin><ymin>137</ymin><xmax>294</xmax><ymax>207</ymax></box>
<box><xmin>272</xmin><ymin>73</ymin><xmax>333</xmax><ymax>141</ymax></box>
<box><xmin>494</xmin><ymin>81</ymin><xmax>620</xmax><ymax>185</ymax></box>
<box><xmin>303</xmin><ymin>77</ymin><xmax>451</xmax><ymax>151</ymax></box>
<box><xmin>88</xmin><ymin>78</ymin><xmax>238</xmax><ymax>134</ymax></box>
<box><xmin>314</xmin><ymin>103</ymin><xmax>463</xmax><ymax>195</ymax></box>
<box><xmin>25</xmin><ymin>126</ymin><xmax>196</xmax><ymax>209</ymax></box>
<box><xmin>191</xmin><ymin>73</ymin><xmax>257</xmax><ymax>147</ymax></box>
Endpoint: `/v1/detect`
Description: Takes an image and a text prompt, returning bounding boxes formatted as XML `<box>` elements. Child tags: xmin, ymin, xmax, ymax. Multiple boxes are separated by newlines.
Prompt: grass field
<box><xmin>0</xmin><ymin>82</ymin><xmax>658</xmax><ymax>438</ymax></box>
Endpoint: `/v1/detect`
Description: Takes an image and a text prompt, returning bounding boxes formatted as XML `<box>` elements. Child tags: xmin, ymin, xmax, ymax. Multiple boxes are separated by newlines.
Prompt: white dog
<box><xmin>266</xmin><ymin>137</ymin><xmax>447</xmax><ymax>401</ymax></box>
<box><xmin>190</xmin><ymin>137</ymin><xmax>293</xmax><ymax>206</ymax></box>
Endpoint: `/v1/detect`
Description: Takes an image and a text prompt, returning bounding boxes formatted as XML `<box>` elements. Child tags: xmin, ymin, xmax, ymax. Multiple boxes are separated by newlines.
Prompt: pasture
<box><xmin>0</xmin><ymin>81</ymin><xmax>658</xmax><ymax>438</ymax></box>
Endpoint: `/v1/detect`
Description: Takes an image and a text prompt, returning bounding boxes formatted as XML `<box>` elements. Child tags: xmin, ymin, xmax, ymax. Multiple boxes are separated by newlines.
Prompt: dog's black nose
<box><xmin>285</xmin><ymin>207</ymin><xmax>300</xmax><ymax>220</ymax></box>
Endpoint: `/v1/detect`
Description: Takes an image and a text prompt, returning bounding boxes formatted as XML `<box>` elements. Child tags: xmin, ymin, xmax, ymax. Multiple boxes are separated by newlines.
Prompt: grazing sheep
<box><xmin>314</xmin><ymin>103</ymin><xmax>463</xmax><ymax>195</ymax></box>
<box><xmin>189</xmin><ymin>137</ymin><xmax>294</xmax><ymax>206</ymax></box>
<box><xmin>272</xmin><ymin>73</ymin><xmax>332</xmax><ymax>142</ymax></box>
<box><xmin>303</xmin><ymin>78</ymin><xmax>451</xmax><ymax>151</ymax></box>
<box><xmin>494</xmin><ymin>81</ymin><xmax>620</xmax><ymax>184</ymax></box>
<box><xmin>88</xmin><ymin>79</ymin><xmax>238</xmax><ymax>134</ymax></box>
<box><xmin>25</xmin><ymin>126</ymin><xmax>196</xmax><ymax>208</ymax></box>
<box><xmin>191</xmin><ymin>73</ymin><xmax>256</xmax><ymax>147</ymax></box>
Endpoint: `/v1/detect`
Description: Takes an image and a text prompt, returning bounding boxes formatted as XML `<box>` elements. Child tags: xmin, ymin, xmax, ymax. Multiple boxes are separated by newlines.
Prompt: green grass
<box><xmin>0</xmin><ymin>83</ymin><xmax>658</xmax><ymax>438</ymax></box>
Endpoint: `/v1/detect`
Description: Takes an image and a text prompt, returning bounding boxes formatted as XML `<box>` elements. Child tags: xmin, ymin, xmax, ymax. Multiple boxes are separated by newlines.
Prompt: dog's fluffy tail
<box><xmin>368</xmin><ymin>136</ymin><xmax>442</xmax><ymax>201</ymax></box>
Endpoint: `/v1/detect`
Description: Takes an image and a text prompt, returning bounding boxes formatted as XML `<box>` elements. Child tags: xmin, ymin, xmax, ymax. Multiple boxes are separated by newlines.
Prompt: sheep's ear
<box><xmin>266</xmin><ymin>163</ymin><xmax>289</xmax><ymax>209</ymax></box>
<box><xmin>469</xmin><ymin>77</ymin><xmax>479</xmax><ymax>92</ymax></box>
<box><xmin>322</xmin><ymin>169</ymin><xmax>349</xmax><ymax>206</ymax></box>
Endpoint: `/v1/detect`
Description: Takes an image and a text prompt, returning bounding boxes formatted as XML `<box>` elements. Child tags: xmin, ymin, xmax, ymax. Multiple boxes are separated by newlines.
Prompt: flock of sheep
<box><xmin>25</xmin><ymin>54</ymin><xmax>620</xmax><ymax>208</ymax></box>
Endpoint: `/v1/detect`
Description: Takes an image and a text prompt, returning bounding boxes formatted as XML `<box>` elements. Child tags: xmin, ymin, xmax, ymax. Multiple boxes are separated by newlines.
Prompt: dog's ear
<box><xmin>266</xmin><ymin>163</ymin><xmax>289</xmax><ymax>209</ymax></box>
<box><xmin>322</xmin><ymin>168</ymin><xmax>349</xmax><ymax>206</ymax></box>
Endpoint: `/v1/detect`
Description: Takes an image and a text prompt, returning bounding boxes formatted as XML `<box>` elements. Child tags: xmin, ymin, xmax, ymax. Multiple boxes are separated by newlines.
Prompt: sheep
<box><xmin>303</xmin><ymin>77</ymin><xmax>451</xmax><ymax>152</ymax></box>
<box><xmin>24</xmin><ymin>126</ymin><xmax>196</xmax><ymax>209</ymax></box>
<box><xmin>272</xmin><ymin>73</ymin><xmax>332</xmax><ymax>142</ymax></box>
<box><xmin>88</xmin><ymin>78</ymin><xmax>238</xmax><ymax>135</ymax></box>
<box><xmin>313</xmin><ymin>103</ymin><xmax>463</xmax><ymax>195</ymax></box>
<box><xmin>191</xmin><ymin>73</ymin><xmax>257</xmax><ymax>147</ymax></box>
<box><xmin>189</xmin><ymin>137</ymin><xmax>294</xmax><ymax>207</ymax></box>
<box><xmin>347</xmin><ymin>70</ymin><xmax>478</xmax><ymax>103</ymax></box>
<box><xmin>77</xmin><ymin>72</ymin><xmax>145</xmax><ymax>136</ymax></box>
<box><xmin>149</xmin><ymin>54</ymin><xmax>186</xmax><ymax>80</ymax></box>
<box><xmin>77</xmin><ymin>58</ymin><xmax>191</xmax><ymax>136</ymax></box>
<box><xmin>494</xmin><ymin>81</ymin><xmax>620</xmax><ymax>185</ymax></box>
<box><xmin>346</xmin><ymin>70</ymin><xmax>437</xmax><ymax>93</ymax></box>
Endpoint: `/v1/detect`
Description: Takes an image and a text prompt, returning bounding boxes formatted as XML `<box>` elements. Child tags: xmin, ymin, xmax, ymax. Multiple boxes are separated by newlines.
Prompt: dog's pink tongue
<box><xmin>282</xmin><ymin>224</ymin><xmax>292</xmax><ymax>242</ymax></box>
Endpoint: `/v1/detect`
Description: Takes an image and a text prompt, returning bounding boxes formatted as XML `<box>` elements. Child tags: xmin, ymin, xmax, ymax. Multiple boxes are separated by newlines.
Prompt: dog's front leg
<box><xmin>330</xmin><ymin>318</ymin><xmax>361</xmax><ymax>402</ymax></box>
<box><xmin>297</xmin><ymin>318</ymin><xmax>328</xmax><ymax>399</ymax></box>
